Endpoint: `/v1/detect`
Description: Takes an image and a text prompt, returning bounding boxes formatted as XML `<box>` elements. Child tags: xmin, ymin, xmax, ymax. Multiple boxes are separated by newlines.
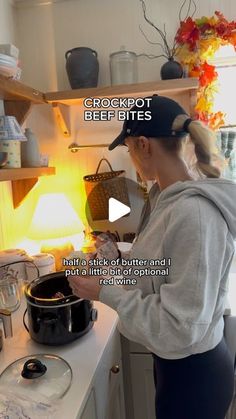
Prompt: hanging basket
<box><xmin>83</xmin><ymin>158</ymin><xmax>130</xmax><ymax>221</ymax></box>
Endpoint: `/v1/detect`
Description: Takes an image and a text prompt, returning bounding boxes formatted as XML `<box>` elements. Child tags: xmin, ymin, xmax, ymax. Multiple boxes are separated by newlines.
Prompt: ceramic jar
<box><xmin>160</xmin><ymin>58</ymin><xmax>183</xmax><ymax>80</ymax></box>
<box><xmin>65</xmin><ymin>47</ymin><xmax>99</xmax><ymax>89</ymax></box>
<box><xmin>0</xmin><ymin>140</ymin><xmax>21</xmax><ymax>168</ymax></box>
<box><xmin>25</xmin><ymin>253</ymin><xmax>56</xmax><ymax>284</ymax></box>
<box><xmin>21</xmin><ymin>128</ymin><xmax>41</xmax><ymax>167</ymax></box>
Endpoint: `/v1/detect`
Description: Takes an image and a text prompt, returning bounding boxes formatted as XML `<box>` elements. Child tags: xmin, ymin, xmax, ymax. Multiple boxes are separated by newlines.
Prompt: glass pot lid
<box><xmin>0</xmin><ymin>354</ymin><xmax>72</xmax><ymax>401</ymax></box>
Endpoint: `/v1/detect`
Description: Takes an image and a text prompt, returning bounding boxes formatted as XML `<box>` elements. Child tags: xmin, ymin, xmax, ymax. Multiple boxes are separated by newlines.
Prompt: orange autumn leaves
<box><xmin>175</xmin><ymin>11</ymin><xmax>236</xmax><ymax>130</ymax></box>
<box><xmin>175</xmin><ymin>17</ymin><xmax>200</xmax><ymax>51</ymax></box>
<box><xmin>176</xmin><ymin>11</ymin><xmax>236</xmax><ymax>51</ymax></box>
<box><xmin>199</xmin><ymin>62</ymin><xmax>218</xmax><ymax>87</ymax></box>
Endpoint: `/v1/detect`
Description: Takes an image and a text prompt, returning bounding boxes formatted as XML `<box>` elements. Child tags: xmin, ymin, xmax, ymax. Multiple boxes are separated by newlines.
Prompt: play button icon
<box><xmin>84</xmin><ymin>176</ymin><xmax>146</xmax><ymax>230</ymax></box>
<box><xmin>108</xmin><ymin>198</ymin><xmax>131</xmax><ymax>222</ymax></box>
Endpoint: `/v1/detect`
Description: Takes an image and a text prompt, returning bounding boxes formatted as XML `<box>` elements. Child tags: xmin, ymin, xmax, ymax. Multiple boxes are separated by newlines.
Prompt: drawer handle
<box><xmin>110</xmin><ymin>365</ymin><xmax>120</xmax><ymax>374</ymax></box>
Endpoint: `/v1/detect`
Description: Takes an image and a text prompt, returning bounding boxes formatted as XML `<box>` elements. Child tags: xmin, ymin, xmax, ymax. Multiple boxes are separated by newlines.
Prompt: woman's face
<box><xmin>124</xmin><ymin>136</ymin><xmax>156</xmax><ymax>181</ymax></box>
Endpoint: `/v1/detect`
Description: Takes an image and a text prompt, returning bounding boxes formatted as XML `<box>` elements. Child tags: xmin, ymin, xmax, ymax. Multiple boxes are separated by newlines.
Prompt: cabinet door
<box><xmin>130</xmin><ymin>354</ymin><xmax>156</xmax><ymax>419</ymax></box>
<box><xmin>80</xmin><ymin>388</ymin><xmax>98</xmax><ymax>419</ymax></box>
<box><xmin>93</xmin><ymin>329</ymin><xmax>126</xmax><ymax>419</ymax></box>
<box><xmin>107</xmin><ymin>362</ymin><xmax>126</xmax><ymax>419</ymax></box>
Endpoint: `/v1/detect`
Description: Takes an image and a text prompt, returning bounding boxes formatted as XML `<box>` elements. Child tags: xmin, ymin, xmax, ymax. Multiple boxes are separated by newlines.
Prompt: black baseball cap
<box><xmin>108</xmin><ymin>95</ymin><xmax>189</xmax><ymax>151</ymax></box>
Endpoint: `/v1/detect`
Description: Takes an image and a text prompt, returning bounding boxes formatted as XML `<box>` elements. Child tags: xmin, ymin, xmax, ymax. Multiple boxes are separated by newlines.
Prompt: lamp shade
<box><xmin>27</xmin><ymin>193</ymin><xmax>84</xmax><ymax>240</ymax></box>
<box><xmin>0</xmin><ymin>116</ymin><xmax>27</xmax><ymax>141</ymax></box>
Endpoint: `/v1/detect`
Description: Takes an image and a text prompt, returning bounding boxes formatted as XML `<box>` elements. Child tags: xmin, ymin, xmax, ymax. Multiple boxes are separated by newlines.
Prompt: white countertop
<box><xmin>0</xmin><ymin>301</ymin><xmax>118</xmax><ymax>419</ymax></box>
<box><xmin>0</xmin><ymin>252</ymin><xmax>236</xmax><ymax>418</ymax></box>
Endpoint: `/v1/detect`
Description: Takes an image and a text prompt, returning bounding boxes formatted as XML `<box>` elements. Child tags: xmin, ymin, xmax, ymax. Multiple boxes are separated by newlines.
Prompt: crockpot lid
<box><xmin>0</xmin><ymin>354</ymin><xmax>72</xmax><ymax>401</ymax></box>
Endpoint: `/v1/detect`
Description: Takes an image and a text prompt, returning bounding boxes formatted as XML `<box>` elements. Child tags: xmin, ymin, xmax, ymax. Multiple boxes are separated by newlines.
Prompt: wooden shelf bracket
<box><xmin>0</xmin><ymin>167</ymin><xmax>56</xmax><ymax>208</ymax></box>
<box><xmin>4</xmin><ymin>100</ymin><xmax>32</xmax><ymax>125</ymax></box>
<box><xmin>11</xmin><ymin>177</ymin><xmax>38</xmax><ymax>208</ymax></box>
<box><xmin>52</xmin><ymin>103</ymin><xmax>70</xmax><ymax>137</ymax></box>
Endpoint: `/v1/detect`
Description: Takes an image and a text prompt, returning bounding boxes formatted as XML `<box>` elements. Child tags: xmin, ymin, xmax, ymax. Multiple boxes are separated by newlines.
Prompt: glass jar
<box><xmin>110</xmin><ymin>49</ymin><xmax>138</xmax><ymax>85</ymax></box>
<box><xmin>0</xmin><ymin>272</ymin><xmax>21</xmax><ymax>312</ymax></box>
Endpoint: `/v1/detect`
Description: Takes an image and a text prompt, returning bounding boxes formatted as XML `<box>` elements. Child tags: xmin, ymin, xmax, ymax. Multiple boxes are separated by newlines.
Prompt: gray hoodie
<box><xmin>99</xmin><ymin>178</ymin><xmax>236</xmax><ymax>359</ymax></box>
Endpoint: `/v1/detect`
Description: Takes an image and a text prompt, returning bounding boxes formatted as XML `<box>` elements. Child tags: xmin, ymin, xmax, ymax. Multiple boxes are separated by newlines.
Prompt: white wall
<box><xmin>1</xmin><ymin>0</ymin><xmax>236</xmax><ymax>250</ymax></box>
<box><xmin>15</xmin><ymin>0</ymin><xmax>236</xmax><ymax>91</ymax></box>
<box><xmin>0</xmin><ymin>0</ymin><xmax>16</xmax><ymax>44</ymax></box>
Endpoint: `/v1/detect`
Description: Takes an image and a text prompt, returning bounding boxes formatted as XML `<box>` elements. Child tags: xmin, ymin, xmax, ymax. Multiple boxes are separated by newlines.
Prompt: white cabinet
<box><xmin>77</xmin><ymin>328</ymin><xmax>126</xmax><ymax>419</ymax></box>
<box><xmin>93</xmin><ymin>328</ymin><xmax>126</xmax><ymax>419</ymax></box>
<box><xmin>107</xmin><ymin>363</ymin><xmax>126</xmax><ymax>419</ymax></box>
<box><xmin>130</xmin><ymin>354</ymin><xmax>156</xmax><ymax>419</ymax></box>
<box><xmin>80</xmin><ymin>388</ymin><xmax>98</xmax><ymax>419</ymax></box>
<box><xmin>121</xmin><ymin>337</ymin><xmax>156</xmax><ymax>419</ymax></box>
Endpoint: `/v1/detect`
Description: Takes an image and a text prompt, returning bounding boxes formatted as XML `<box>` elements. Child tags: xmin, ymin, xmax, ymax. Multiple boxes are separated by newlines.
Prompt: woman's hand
<box><xmin>97</xmin><ymin>244</ymin><xmax>119</xmax><ymax>261</ymax></box>
<box><xmin>67</xmin><ymin>274</ymin><xmax>102</xmax><ymax>301</ymax></box>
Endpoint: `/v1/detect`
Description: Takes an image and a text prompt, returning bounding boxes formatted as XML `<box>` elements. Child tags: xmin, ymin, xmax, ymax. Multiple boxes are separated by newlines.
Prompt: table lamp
<box><xmin>27</xmin><ymin>193</ymin><xmax>84</xmax><ymax>270</ymax></box>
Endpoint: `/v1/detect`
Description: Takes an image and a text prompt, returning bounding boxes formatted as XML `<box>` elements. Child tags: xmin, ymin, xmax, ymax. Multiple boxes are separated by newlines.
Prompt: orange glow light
<box><xmin>27</xmin><ymin>193</ymin><xmax>85</xmax><ymax>270</ymax></box>
<box><xmin>28</xmin><ymin>193</ymin><xmax>84</xmax><ymax>240</ymax></box>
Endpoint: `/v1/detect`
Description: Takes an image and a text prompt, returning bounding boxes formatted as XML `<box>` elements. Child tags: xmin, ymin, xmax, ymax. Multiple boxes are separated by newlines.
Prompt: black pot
<box><xmin>65</xmin><ymin>47</ymin><xmax>99</xmax><ymax>89</ymax></box>
<box><xmin>160</xmin><ymin>58</ymin><xmax>183</xmax><ymax>80</ymax></box>
<box><xmin>23</xmin><ymin>272</ymin><xmax>97</xmax><ymax>346</ymax></box>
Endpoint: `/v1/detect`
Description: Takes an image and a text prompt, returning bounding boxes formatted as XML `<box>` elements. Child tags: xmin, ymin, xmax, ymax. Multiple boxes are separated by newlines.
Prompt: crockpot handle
<box><xmin>23</xmin><ymin>308</ymin><xmax>29</xmax><ymax>333</ymax></box>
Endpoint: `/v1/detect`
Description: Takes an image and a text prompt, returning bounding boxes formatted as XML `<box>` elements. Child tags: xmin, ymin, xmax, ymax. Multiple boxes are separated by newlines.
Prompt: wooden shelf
<box><xmin>0</xmin><ymin>74</ymin><xmax>45</xmax><ymax>125</ymax></box>
<box><xmin>0</xmin><ymin>167</ymin><xmax>56</xmax><ymax>208</ymax></box>
<box><xmin>0</xmin><ymin>74</ymin><xmax>44</xmax><ymax>103</ymax></box>
<box><xmin>45</xmin><ymin>78</ymin><xmax>199</xmax><ymax>105</ymax></box>
<box><xmin>0</xmin><ymin>167</ymin><xmax>55</xmax><ymax>182</ymax></box>
<box><xmin>0</xmin><ymin>75</ymin><xmax>198</xmax><ymax>135</ymax></box>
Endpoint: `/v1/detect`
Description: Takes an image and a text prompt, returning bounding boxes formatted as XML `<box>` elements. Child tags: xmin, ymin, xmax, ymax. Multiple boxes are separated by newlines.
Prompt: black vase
<box><xmin>65</xmin><ymin>47</ymin><xmax>99</xmax><ymax>89</ymax></box>
<box><xmin>160</xmin><ymin>58</ymin><xmax>183</xmax><ymax>80</ymax></box>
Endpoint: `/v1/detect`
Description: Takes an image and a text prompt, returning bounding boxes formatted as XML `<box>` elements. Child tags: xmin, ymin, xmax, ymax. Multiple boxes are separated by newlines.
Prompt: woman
<box><xmin>68</xmin><ymin>95</ymin><xmax>236</xmax><ymax>419</ymax></box>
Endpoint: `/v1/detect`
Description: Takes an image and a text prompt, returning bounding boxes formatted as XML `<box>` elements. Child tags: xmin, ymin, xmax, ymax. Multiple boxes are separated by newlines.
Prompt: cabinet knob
<box><xmin>110</xmin><ymin>365</ymin><xmax>120</xmax><ymax>374</ymax></box>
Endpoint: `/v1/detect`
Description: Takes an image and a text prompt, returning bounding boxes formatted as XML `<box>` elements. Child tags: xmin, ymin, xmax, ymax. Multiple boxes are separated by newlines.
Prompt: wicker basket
<box><xmin>84</xmin><ymin>158</ymin><xmax>130</xmax><ymax>221</ymax></box>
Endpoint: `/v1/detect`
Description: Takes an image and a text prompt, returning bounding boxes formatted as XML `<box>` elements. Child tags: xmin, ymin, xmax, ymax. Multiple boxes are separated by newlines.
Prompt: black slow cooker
<box><xmin>23</xmin><ymin>271</ymin><xmax>98</xmax><ymax>345</ymax></box>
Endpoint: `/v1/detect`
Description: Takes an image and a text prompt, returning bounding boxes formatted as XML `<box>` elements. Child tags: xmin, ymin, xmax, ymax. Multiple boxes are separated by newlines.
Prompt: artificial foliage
<box><xmin>175</xmin><ymin>11</ymin><xmax>236</xmax><ymax>130</ymax></box>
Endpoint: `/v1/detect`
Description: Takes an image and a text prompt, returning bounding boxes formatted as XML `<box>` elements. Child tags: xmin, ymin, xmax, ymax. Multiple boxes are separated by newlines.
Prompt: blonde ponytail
<box><xmin>172</xmin><ymin>115</ymin><xmax>222</xmax><ymax>178</ymax></box>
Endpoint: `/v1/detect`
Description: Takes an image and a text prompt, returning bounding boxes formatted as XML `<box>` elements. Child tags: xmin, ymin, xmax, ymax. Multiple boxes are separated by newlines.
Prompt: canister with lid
<box><xmin>0</xmin><ymin>249</ymin><xmax>30</xmax><ymax>282</ymax></box>
<box><xmin>25</xmin><ymin>253</ymin><xmax>56</xmax><ymax>283</ymax></box>
<box><xmin>110</xmin><ymin>47</ymin><xmax>138</xmax><ymax>85</ymax></box>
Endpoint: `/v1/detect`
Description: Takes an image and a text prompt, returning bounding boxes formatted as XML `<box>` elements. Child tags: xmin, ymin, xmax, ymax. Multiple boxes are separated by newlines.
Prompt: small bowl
<box><xmin>0</xmin><ymin>152</ymin><xmax>8</xmax><ymax>168</ymax></box>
